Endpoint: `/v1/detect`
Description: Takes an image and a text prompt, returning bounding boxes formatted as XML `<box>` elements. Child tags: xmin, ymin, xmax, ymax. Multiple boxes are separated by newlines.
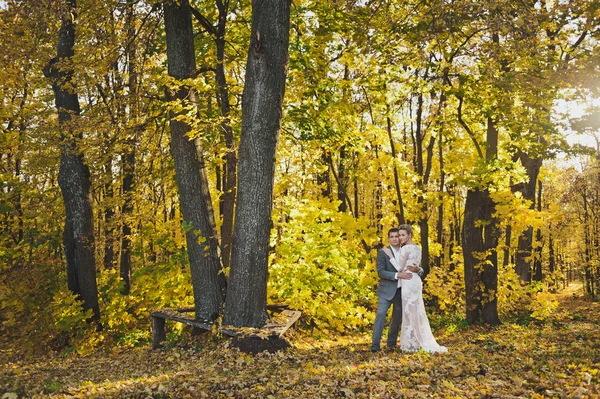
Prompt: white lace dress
<box><xmin>394</xmin><ymin>244</ymin><xmax>448</xmax><ymax>353</ymax></box>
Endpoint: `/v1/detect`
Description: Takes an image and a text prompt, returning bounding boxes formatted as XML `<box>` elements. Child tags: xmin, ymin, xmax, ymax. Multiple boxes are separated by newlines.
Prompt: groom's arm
<box><xmin>406</xmin><ymin>264</ymin><xmax>424</xmax><ymax>276</ymax></box>
<box><xmin>410</xmin><ymin>265</ymin><xmax>424</xmax><ymax>276</ymax></box>
<box><xmin>376</xmin><ymin>249</ymin><xmax>398</xmax><ymax>281</ymax></box>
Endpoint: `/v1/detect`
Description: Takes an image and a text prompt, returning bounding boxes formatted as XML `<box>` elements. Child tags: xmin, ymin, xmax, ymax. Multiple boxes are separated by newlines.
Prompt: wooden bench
<box><xmin>151</xmin><ymin>306</ymin><xmax>301</xmax><ymax>352</ymax></box>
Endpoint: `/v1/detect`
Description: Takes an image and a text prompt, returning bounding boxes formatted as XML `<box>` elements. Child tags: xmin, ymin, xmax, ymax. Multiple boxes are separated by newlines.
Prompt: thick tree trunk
<box><xmin>224</xmin><ymin>0</ymin><xmax>290</xmax><ymax>327</ymax></box>
<box><xmin>462</xmin><ymin>116</ymin><xmax>500</xmax><ymax>325</ymax></box>
<box><xmin>463</xmin><ymin>189</ymin><xmax>500</xmax><ymax>325</ymax></box>
<box><xmin>44</xmin><ymin>0</ymin><xmax>100</xmax><ymax>324</ymax></box>
<box><xmin>164</xmin><ymin>0</ymin><xmax>226</xmax><ymax>321</ymax></box>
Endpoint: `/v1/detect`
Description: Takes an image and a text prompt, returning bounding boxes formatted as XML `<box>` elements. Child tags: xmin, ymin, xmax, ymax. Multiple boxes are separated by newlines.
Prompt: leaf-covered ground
<box><xmin>2</xmin><ymin>284</ymin><xmax>599</xmax><ymax>399</ymax></box>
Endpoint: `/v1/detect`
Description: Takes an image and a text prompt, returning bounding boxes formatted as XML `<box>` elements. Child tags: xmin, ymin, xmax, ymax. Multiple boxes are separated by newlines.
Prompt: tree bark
<box><xmin>119</xmin><ymin>0</ymin><xmax>138</xmax><ymax>295</ymax></box>
<box><xmin>462</xmin><ymin>116</ymin><xmax>500</xmax><ymax>325</ymax></box>
<box><xmin>103</xmin><ymin>164</ymin><xmax>116</xmax><ymax>270</ymax></box>
<box><xmin>513</xmin><ymin>148</ymin><xmax>543</xmax><ymax>282</ymax></box>
<box><xmin>318</xmin><ymin>150</ymin><xmax>332</xmax><ymax>197</ymax></box>
<box><xmin>338</xmin><ymin>145</ymin><xmax>347</xmax><ymax>212</ymax></box>
<box><xmin>414</xmin><ymin>91</ymin><xmax>436</xmax><ymax>278</ymax></box>
<box><xmin>44</xmin><ymin>0</ymin><xmax>100</xmax><ymax>324</ymax></box>
<box><xmin>503</xmin><ymin>225</ymin><xmax>512</xmax><ymax>267</ymax></box>
<box><xmin>437</xmin><ymin>128</ymin><xmax>444</xmax><ymax>268</ymax></box>
<box><xmin>463</xmin><ymin>188</ymin><xmax>500</xmax><ymax>324</ymax></box>
<box><xmin>533</xmin><ymin>181</ymin><xmax>543</xmax><ymax>282</ymax></box>
<box><xmin>582</xmin><ymin>189</ymin><xmax>592</xmax><ymax>295</ymax></box>
<box><xmin>224</xmin><ymin>0</ymin><xmax>290</xmax><ymax>327</ymax></box>
<box><xmin>374</xmin><ymin>144</ymin><xmax>383</xmax><ymax>239</ymax></box>
<box><xmin>386</xmin><ymin>109</ymin><xmax>405</xmax><ymax>225</ymax></box>
<box><xmin>163</xmin><ymin>0</ymin><xmax>226</xmax><ymax>321</ymax></box>
<box><xmin>548</xmin><ymin>225</ymin><xmax>555</xmax><ymax>289</ymax></box>
<box><xmin>214</xmin><ymin>0</ymin><xmax>237</xmax><ymax>271</ymax></box>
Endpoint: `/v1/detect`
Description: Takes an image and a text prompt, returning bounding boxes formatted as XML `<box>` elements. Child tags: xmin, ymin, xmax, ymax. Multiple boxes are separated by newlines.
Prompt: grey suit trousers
<box><xmin>371</xmin><ymin>246</ymin><xmax>403</xmax><ymax>350</ymax></box>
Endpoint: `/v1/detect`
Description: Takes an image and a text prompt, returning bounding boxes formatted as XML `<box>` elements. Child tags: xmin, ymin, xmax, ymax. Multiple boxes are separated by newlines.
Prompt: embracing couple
<box><xmin>371</xmin><ymin>224</ymin><xmax>448</xmax><ymax>353</ymax></box>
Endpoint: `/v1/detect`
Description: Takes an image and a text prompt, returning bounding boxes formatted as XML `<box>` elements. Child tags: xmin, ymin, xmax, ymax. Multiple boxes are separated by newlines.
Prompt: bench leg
<box><xmin>152</xmin><ymin>316</ymin><xmax>166</xmax><ymax>349</ymax></box>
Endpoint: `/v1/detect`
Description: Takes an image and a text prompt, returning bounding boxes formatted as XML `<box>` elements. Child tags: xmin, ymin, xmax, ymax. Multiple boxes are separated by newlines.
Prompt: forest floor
<box><xmin>1</xmin><ymin>284</ymin><xmax>599</xmax><ymax>399</ymax></box>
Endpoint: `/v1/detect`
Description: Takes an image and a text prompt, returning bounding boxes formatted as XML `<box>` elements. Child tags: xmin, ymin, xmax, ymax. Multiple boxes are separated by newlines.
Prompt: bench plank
<box><xmin>150</xmin><ymin>309</ymin><xmax>220</xmax><ymax>333</ymax></box>
<box><xmin>221</xmin><ymin>310</ymin><xmax>302</xmax><ymax>338</ymax></box>
<box><xmin>150</xmin><ymin>308</ymin><xmax>301</xmax><ymax>349</ymax></box>
<box><xmin>263</xmin><ymin>310</ymin><xmax>302</xmax><ymax>335</ymax></box>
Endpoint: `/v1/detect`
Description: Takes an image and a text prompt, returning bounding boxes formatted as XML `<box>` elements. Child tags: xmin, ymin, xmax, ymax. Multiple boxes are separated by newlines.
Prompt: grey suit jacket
<box><xmin>375</xmin><ymin>246</ymin><xmax>399</xmax><ymax>300</ymax></box>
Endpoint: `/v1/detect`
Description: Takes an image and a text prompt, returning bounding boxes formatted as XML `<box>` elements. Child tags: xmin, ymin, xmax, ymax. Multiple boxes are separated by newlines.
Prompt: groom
<box><xmin>370</xmin><ymin>228</ymin><xmax>420</xmax><ymax>352</ymax></box>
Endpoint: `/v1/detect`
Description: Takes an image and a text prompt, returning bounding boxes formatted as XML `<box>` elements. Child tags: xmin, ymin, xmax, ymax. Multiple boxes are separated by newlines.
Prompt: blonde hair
<box><xmin>398</xmin><ymin>224</ymin><xmax>413</xmax><ymax>237</ymax></box>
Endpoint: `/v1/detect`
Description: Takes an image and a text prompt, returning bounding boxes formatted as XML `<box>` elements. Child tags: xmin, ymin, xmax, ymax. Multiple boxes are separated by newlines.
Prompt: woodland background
<box><xmin>1</xmin><ymin>0</ymin><xmax>600</xmax><ymax>366</ymax></box>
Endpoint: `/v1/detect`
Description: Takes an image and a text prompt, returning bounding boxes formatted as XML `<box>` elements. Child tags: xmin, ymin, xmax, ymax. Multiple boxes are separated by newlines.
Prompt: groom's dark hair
<box><xmin>387</xmin><ymin>227</ymin><xmax>400</xmax><ymax>237</ymax></box>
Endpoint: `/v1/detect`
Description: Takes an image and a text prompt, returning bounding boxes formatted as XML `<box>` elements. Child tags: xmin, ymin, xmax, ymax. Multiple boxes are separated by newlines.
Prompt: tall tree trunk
<box><xmin>463</xmin><ymin>188</ymin><xmax>500</xmax><ymax>324</ymax></box>
<box><xmin>462</xmin><ymin>116</ymin><xmax>500</xmax><ymax>325</ymax></box>
<box><xmin>119</xmin><ymin>0</ymin><xmax>138</xmax><ymax>295</ymax></box>
<box><xmin>318</xmin><ymin>150</ymin><xmax>332</xmax><ymax>197</ymax></box>
<box><xmin>353</xmin><ymin>151</ymin><xmax>359</xmax><ymax>218</ymax></box>
<box><xmin>120</xmin><ymin>143</ymin><xmax>134</xmax><ymax>295</ymax></box>
<box><xmin>14</xmin><ymin>153</ymin><xmax>24</xmax><ymax>245</ymax></box>
<box><xmin>583</xmin><ymin>190</ymin><xmax>592</xmax><ymax>295</ymax></box>
<box><xmin>374</xmin><ymin>145</ymin><xmax>383</xmax><ymax>238</ymax></box>
<box><xmin>503</xmin><ymin>225</ymin><xmax>512</xmax><ymax>267</ymax></box>
<box><xmin>447</xmin><ymin>184</ymin><xmax>460</xmax><ymax>272</ymax></box>
<box><xmin>533</xmin><ymin>181</ymin><xmax>543</xmax><ymax>282</ymax></box>
<box><xmin>214</xmin><ymin>0</ymin><xmax>237</xmax><ymax>271</ymax></box>
<box><xmin>514</xmin><ymin>150</ymin><xmax>543</xmax><ymax>282</ymax></box>
<box><xmin>164</xmin><ymin>0</ymin><xmax>226</xmax><ymax>321</ymax></box>
<box><xmin>414</xmin><ymin>92</ymin><xmax>435</xmax><ymax>278</ymax></box>
<box><xmin>437</xmin><ymin>129</ymin><xmax>444</xmax><ymax>268</ymax></box>
<box><xmin>44</xmin><ymin>0</ymin><xmax>100</xmax><ymax>324</ymax></box>
<box><xmin>338</xmin><ymin>145</ymin><xmax>347</xmax><ymax>212</ymax></box>
<box><xmin>8</xmin><ymin>87</ymin><xmax>27</xmax><ymax>245</ymax></box>
<box><xmin>592</xmin><ymin>153</ymin><xmax>600</xmax><ymax>300</ymax></box>
<box><xmin>103</xmin><ymin>156</ymin><xmax>116</xmax><ymax>269</ymax></box>
<box><xmin>503</xmin><ymin>176</ymin><xmax>514</xmax><ymax>268</ymax></box>
<box><xmin>386</xmin><ymin>108</ymin><xmax>405</xmax><ymax>225</ymax></box>
<box><xmin>224</xmin><ymin>0</ymin><xmax>290</xmax><ymax>327</ymax></box>
<box><xmin>548</xmin><ymin>224</ymin><xmax>555</xmax><ymax>289</ymax></box>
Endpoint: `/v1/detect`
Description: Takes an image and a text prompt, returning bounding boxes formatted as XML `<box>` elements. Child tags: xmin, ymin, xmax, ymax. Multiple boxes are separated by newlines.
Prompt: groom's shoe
<box><xmin>370</xmin><ymin>347</ymin><xmax>380</xmax><ymax>353</ymax></box>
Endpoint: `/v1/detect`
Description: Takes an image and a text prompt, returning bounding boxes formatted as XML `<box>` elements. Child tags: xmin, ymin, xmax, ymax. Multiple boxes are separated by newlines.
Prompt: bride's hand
<box><xmin>398</xmin><ymin>271</ymin><xmax>413</xmax><ymax>280</ymax></box>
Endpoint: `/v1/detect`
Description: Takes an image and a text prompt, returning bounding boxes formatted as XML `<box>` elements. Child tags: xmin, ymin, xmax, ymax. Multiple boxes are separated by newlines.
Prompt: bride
<box><xmin>384</xmin><ymin>224</ymin><xmax>447</xmax><ymax>353</ymax></box>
